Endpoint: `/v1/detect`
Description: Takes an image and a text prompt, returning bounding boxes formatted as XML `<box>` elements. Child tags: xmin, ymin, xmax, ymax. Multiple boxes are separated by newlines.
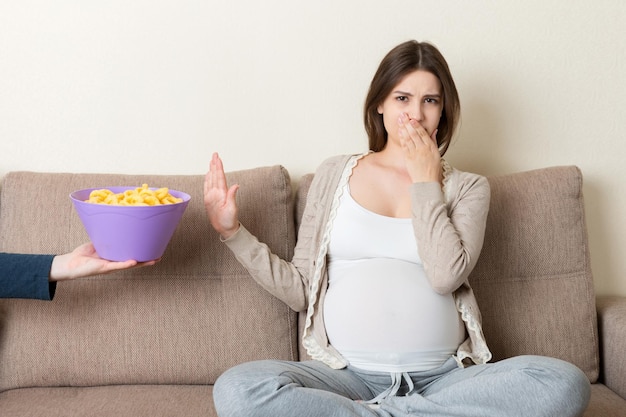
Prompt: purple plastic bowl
<box><xmin>70</xmin><ymin>187</ymin><xmax>191</xmax><ymax>262</ymax></box>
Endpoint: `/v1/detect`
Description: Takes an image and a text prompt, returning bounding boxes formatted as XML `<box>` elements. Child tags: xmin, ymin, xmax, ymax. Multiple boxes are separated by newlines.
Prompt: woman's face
<box><xmin>377</xmin><ymin>69</ymin><xmax>443</xmax><ymax>146</ymax></box>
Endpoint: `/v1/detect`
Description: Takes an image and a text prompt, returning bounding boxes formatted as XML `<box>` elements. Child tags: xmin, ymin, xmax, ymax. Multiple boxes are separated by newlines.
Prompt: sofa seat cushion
<box><xmin>1</xmin><ymin>383</ymin><xmax>623</xmax><ymax>417</ymax></box>
<box><xmin>0</xmin><ymin>385</ymin><xmax>217</xmax><ymax>417</ymax></box>
<box><xmin>584</xmin><ymin>384</ymin><xmax>626</xmax><ymax>416</ymax></box>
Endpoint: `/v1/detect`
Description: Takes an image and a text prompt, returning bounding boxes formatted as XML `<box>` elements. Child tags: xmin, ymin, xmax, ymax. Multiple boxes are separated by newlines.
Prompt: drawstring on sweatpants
<box><xmin>366</xmin><ymin>372</ymin><xmax>415</xmax><ymax>404</ymax></box>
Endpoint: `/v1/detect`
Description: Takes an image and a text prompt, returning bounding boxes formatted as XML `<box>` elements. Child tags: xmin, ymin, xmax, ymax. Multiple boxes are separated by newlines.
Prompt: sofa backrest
<box><xmin>0</xmin><ymin>167</ymin><xmax>298</xmax><ymax>392</ymax></box>
<box><xmin>469</xmin><ymin>166</ymin><xmax>599</xmax><ymax>381</ymax></box>
<box><xmin>295</xmin><ymin>166</ymin><xmax>599</xmax><ymax>381</ymax></box>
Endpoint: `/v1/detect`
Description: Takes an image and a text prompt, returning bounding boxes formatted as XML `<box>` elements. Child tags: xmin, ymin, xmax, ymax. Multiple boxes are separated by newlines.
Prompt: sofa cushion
<box><xmin>469</xmin><ymin>166</ymin><xmax>599</xmax><ymax>381</ymax></box>
<box><xmin>0</xmin><ymin>167</ymin><xmax>298</xmax><ymax>392</ymax></box>
<box><xmin>0</xmin><ymin>385</ymin><xmax>217</xmax><ymax>417</ymax></box>
<box><xmin>584</xmin><ymin>384</ymin><xmax>626</xmax><ymax>417</ymax></box>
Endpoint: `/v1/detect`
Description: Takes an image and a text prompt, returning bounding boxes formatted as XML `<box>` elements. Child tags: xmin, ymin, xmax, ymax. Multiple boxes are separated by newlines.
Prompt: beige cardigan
<box><xmin>224</xmin><ymin>154</ymin><xmax>493</xmax><ymax>369</ymax></box>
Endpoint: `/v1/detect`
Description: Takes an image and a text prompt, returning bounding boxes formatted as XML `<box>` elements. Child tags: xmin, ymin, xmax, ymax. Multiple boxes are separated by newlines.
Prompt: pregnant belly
<box><xmin>324</xmin><ymin>258</ymin><xmax>465</xmax><ymax>355</ymax></box>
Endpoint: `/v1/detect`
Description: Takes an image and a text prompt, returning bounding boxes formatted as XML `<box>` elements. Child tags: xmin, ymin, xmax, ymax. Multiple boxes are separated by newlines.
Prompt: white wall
<box><xmin>1</xmin><ymin>0</ymin><xmax>625</xmax><ymax>296</ymax></box>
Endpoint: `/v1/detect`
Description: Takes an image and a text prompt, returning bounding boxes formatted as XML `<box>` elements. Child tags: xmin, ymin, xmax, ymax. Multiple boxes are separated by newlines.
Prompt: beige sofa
<box><xmin>0</xmin><ymin>165</ymin><xmax>624</xmax><ymax>416</ymax></box>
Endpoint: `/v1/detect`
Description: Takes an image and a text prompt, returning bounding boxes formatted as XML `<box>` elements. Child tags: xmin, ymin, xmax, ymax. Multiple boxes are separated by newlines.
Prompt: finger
<box><xmin>400</xmin><ymin>132</ymin><xmax>414</xmax><ymax>151</ymax></box>
<box><xmin>399</xmin><ymin>130</ymin><xmax>416</xmax><ymax>157</ymax></box>
<box><xmin>211</xmin><ymin>153</ymin><xmax>228</xmax><ymax>193</ymax></box>
<box><xmin>210</xmin><ymin>153</ymin><xmax>220</xmax><ymax>189</ymax></box>
<box><xmin>409</xmin><ymin>120</ymin><xmax>431</xmax><ymax>145</ymax></box>
<box><xmin>399</xmin><ymin>129</ymin><xmax>415</xmax><ymax>155</ymax></box>
<box><xmin>204</xmin><ymin>164</ymin><xmax>212</xmax><ymax>195</ymax></box>
<box><xmin>205</xmin><ymin>153</ymin><xmax>218</xmax><ymax>193</ymax></box>
<box><xmin>227</xmin><ymin>184</ymin><xmax>239</xmax><ymax>203</ymax></box>
<box><xmin>135</xmin><ymin>258</ymin><xmax>159</xmax><ymax>267</ymax></box>
<box><xmin>399</xmin><ymin>115</ymin><xmax>424</xmax><ymax>147</ymax></box>
<box><xmin>431</xmin><ymin>129</ymin><xmax>439</xmax><ymax>143</ymax></box>
<box><xmin>103</xmin><ymin>259</ymin><xmax>138</xmax><ymax>273</ymax></box>
<box><xmin>398</xmin><ymin>114</ymin><xmax>414</xmax><ymax>148</ymax></box>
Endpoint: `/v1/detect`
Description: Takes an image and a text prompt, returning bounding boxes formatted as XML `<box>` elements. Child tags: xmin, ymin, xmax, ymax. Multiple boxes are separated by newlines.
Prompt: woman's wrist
<box><xmin>219</xmin><ymin>222</ymin><xmax>241</xmax><ymax>241</ymax></box>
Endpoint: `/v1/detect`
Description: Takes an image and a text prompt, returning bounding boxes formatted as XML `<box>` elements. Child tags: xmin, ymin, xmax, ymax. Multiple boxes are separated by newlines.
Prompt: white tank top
<box><xmin>324</xmin><ymin>184</ymin><xmax>465</xmax><ymax>372</ymax></box>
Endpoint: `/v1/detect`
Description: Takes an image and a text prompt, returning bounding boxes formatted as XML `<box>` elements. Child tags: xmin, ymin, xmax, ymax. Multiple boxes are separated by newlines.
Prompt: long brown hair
<box><xmin>364</xmin><ymin>41</ymin><xmax>460</xmax><ymax>155</ymax></box>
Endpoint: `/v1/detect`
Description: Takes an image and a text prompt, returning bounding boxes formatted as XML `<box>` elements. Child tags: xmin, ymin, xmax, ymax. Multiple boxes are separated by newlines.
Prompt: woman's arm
<box><xmin>410</xmin><ymin>172</ymin><xmax>490</xmax><ymax>294</ymax></box>
<box><xmin>204</xmin><ymin>152</ymin><xmax>310</xmax><ymax>311</ymax></box>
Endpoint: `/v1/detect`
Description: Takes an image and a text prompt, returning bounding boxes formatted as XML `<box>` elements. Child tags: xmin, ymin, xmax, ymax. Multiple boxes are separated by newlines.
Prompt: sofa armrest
<box><xmin>597</xmin><ymin>295</ymin><xmax>626</xmax><ymax>399</ymax></box>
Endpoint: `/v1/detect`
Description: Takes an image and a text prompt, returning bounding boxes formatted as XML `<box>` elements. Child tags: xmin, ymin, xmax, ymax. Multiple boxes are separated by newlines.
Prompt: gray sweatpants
<box><xmin>213</xmin><ymin>355</ymin><xmax>590</xmax><ymax>417</ymax></box>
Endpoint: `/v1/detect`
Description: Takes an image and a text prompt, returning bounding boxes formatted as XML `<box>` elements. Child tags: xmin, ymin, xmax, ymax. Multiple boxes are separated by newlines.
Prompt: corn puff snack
<box><xmin>86</xmin><ymin>184</ymin><xmax>183</xmax><ymax>206</ymax></box>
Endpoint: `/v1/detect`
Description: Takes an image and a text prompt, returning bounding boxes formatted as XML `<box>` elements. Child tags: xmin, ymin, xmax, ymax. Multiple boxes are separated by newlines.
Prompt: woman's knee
<box><xmin>518</xmin><ymin>355</ymin><xmax>591</xmax><ymax>415</ymax></box>
<box><xmin>546</xmin><ymin>357</ymin><xmax>590</xmax><ymax>414</ymax></box>
<box><xmin>213</xmin><ymin>361</ymin><xmax>268</xmax><ymax>417</ymax></box>
<box><xmin>213</xmin><ymin>365</ymin><xmax>245</xmax><ymax>416</ymax></box>
<box><xmin>213</xmin><ymin>360</ymin><xmax>292</xmax><ymax>417</ymax></box>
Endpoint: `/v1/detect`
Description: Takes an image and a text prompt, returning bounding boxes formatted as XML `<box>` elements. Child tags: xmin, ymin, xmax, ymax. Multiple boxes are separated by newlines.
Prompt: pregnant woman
<box><xmin>204</xmin><ymin>40</ymin><xmax>590</xmax><ymax>417</ymax></box>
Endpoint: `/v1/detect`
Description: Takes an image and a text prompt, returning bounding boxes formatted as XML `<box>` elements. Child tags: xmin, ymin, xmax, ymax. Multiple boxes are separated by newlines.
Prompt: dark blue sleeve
<box><xmin>0</xmin><ymin>253</ymin><xmax>57</xmax><ymax>300</ymax></box>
